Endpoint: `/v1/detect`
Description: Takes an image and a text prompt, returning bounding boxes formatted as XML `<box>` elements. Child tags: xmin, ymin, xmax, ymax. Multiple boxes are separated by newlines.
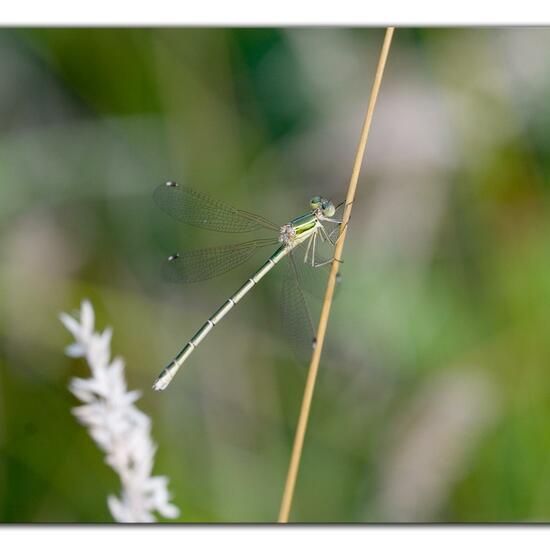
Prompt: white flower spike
<box><xmin>60</xmin><ymin>300</ymin><xmax>180</xmax><ymax>523</ymax></box>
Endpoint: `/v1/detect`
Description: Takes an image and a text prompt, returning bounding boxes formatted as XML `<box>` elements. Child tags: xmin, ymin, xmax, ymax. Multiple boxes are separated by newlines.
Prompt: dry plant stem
<box><xmin>278</xmin><ymin>27</ymin><xmax>395</xmax><ymax>523</ymax></box>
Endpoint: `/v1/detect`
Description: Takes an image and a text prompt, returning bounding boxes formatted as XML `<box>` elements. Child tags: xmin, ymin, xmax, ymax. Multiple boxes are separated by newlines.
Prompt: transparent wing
<box><xmin>162</xmin><ymin>238</ymin><xmax>278</xmax><ymax>283</ymax></box>
<box><xmin>293</xmin><ymin>256</ymin><xmax>331</xmax><ymax>301</ymax></box>
<box><xmin>292</xmin><ymin>234</ymin><xmax>342</xmax><ymax>301</ymax></box>
<box><xmin>154</xmin><ymin>181</ymin><xmax>279</xmax><ymax>233</ymax></box>
<box><xmin>280</xmin><ymin>251</ymin><xmax>317</xmax><ymax>366</ymax></box>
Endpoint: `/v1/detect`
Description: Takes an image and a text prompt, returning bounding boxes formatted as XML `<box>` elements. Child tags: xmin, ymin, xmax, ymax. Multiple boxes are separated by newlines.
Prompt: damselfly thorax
<box><xmin>153</xmin><ymin>182</ymin><xmax>343</xmax><ymax>391</ymax></box>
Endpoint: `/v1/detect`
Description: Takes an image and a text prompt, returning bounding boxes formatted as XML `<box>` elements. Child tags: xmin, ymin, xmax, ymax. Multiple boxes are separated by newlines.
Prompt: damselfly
<box><xmin>153</xmin><ymin>181</ymin><xmax>343</xmax><ymax>391</ymax></box>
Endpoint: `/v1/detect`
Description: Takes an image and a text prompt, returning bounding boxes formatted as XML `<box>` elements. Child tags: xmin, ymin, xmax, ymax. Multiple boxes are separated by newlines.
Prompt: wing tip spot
<box><xmin>168</xmin><ymin>253</ymin><xmax>179</xmax><ymax>261</ymax></box>
<box><xmin>166</xmin><ymin>181</ymin><xmax>179</xmax><ymax>188</ymax></box>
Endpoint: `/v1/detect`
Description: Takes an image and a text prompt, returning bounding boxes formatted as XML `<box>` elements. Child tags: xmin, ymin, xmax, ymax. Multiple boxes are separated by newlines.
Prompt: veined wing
<box><xmin>279</xmin><ymin>238</ymin><xmax>343</xmax><ymax>364</ymax></box>
<box><xmin>292</xmin><ymin>237</ymin><xmax>341</xmax><ymax>301</ymax></box>
<box><xmin>154</xmin><ymin>182</ymin><xmax>279</xmax><ymax>233</ymax></box>
<box><xmin>280</xmin><ymin>251</ymin><xmax>317</xmax><ymax>365</ymax></box>
<box><xmin>162</xmin><ymin>238</ymin><xmax>279</xmax><ymax>283</ymax></box>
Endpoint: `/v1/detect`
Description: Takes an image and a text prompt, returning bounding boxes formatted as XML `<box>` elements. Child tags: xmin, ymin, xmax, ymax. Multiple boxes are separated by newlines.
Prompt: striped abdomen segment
<box><xmin>153</xmin><ymin>245</ymin><xmax>290</xmax><ymax>390</ymax></box>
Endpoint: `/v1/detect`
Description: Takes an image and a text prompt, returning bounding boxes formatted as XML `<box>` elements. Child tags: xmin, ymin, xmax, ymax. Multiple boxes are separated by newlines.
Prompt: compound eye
<box><xmin>322</xmin><ymin>200</ymin><xmax>336</xmax><ymax>217</ymax></box>
<box><xmin>310</xmin><ymin>196</ymin><xmax>322</xmax><ymax>210</ymax></box>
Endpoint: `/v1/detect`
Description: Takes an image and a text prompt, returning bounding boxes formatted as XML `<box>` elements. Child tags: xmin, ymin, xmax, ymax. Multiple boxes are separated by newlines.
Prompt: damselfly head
<box><xmin>310</xmin><ymin>196</ymin><xmax>335</xmax><ymax>218</ymax></box>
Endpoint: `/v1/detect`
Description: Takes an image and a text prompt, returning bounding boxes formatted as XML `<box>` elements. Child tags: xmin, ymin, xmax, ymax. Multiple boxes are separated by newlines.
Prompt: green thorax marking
<box><xmin>290</xmin><ymin>212</ymin><xmax>317</xmax><ymax>236</ymax></box>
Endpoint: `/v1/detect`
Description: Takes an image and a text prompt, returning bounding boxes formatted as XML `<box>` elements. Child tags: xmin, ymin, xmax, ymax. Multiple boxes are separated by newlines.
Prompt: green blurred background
<box><xmin>1</xmin><ymin>27</ymin><xmax>550</xmax><ymax>523</ymax></box>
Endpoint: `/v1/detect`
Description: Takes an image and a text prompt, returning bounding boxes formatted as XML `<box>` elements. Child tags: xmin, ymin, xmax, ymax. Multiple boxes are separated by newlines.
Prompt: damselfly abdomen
<box><xmin>153</xmin><ymin>181</ymin><xmax>343</xmax><ymax>390</ymax></box>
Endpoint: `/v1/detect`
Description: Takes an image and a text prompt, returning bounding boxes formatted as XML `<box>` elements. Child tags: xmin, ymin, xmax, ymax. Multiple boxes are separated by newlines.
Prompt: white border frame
<box><xmin>0</xmin><ymin>1</ymin><xmax>550</xmax><ymax>26</ymax></box>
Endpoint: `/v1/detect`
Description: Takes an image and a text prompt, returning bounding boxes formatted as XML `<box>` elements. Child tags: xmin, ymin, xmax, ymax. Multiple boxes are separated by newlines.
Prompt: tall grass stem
<box><xmin>277</xmin><ymin>27</ymin><xmax>395</xmax><ymax>523</ymax></box>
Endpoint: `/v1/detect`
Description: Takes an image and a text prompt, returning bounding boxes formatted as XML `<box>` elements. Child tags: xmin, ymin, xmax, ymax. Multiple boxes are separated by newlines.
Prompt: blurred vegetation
<box><xmin>1</xmin><ymin>28</ymin><xmax>550</xmax><ymax>522</ymax></box>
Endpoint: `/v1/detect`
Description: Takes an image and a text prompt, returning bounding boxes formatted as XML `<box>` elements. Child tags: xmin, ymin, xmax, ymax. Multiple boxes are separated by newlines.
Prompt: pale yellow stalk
<box><xmin>278</xmin><ymin>27</ymin><xmax>395</xmax><ymax>523</ymax></box>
